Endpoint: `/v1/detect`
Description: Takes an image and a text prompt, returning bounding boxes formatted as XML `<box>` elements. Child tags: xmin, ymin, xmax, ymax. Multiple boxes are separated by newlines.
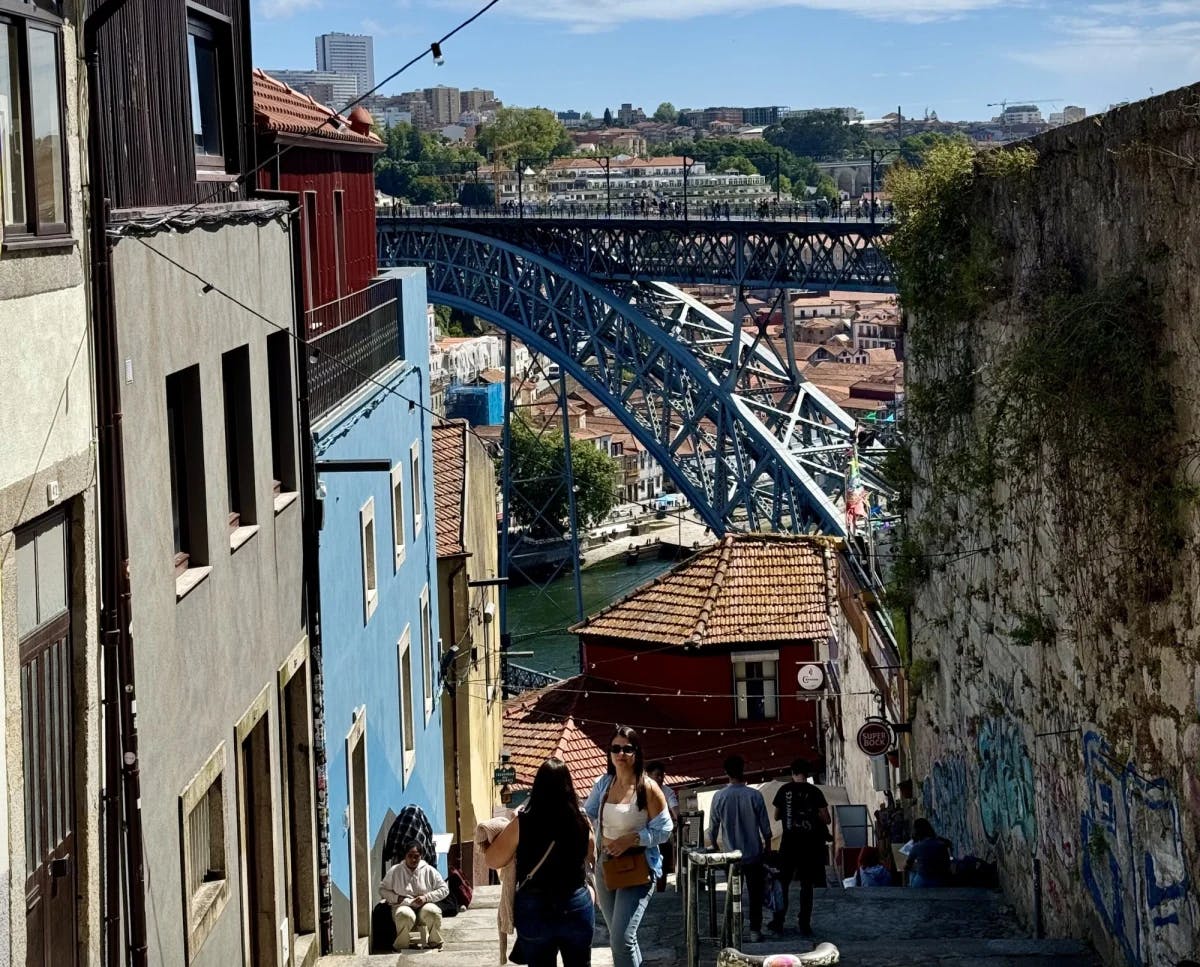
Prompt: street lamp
<box><xmin>868</xmin><ymin>148</ymin><xmax>899</xmax><ymax>225</ymax></box>
<box><xmin>516</xmin><ymin>159</ymin><xmax>536</xmax><ymax>219</ymax></box>
<box><xmin>681</xmin><ymin>155</ymin><xmax>695</xmax><ymax>222</ymax></box>
<box><xmin>596</xmin><ymin>155</ymin><xmax>613</xmax><ymax>217</ymax></box>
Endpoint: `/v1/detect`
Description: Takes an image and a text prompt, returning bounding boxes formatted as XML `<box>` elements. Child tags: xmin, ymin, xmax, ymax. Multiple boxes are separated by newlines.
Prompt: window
<box><xmin>221</xmin><ymin>346</ymin><xmax>256</xmax><ymax>544</ymax></box>
<box><xmin>397</xmin><ymin>629</ymin><xmax>415</xmax><ymax>779</ymax></box>
<box><xmin>410</xmin><ymin>443</ymin><xmax>423</xmax><ymax>536</ymax></box>
<box><xmin>180</xmin><ymin>744</ymin><xmax>229</xmax><ymax>961</ymax></box>
<box><xmin>332</xmin><ymin>190</ymin><xmax>346</xmax><ymax>299</ymax></box>
<box><xmin>186</xmin><ymin>15</ymin><xmax>229</xmax><ymax>173</ymax></box>
<box><xmin>420</xmin><ymin>587</ymin><xmax>433</xmax><ymax>719</ymax></box>
<box><xmin>733</xmin><ymin>652</ymin><xmax>779</xmax><ymax>722</ymax></box>
<box><xmin>0</xmin><ymin>7</ymin><xmax>68</xmax><ymax>242</ymax></box>
<box><xmin>360</xmin><ymin>498</ymin><xmax>377</xmax><ymax>622</ymax></box>
<box><xmin>166</xmin><ymin>366</ymin><xmax>209</xmax><ymax>589</ymax></box>
<box><xmin>266</xmin><ymin>332</ymin><xmax>297</xmax><ymax>501</ymax></box>
<box><xmin>302</xmin><ymin>192</ymin><xmax>318</xmax><ymax>314</ymax></box>
<box><xmin>390</xmin><ymin>463</ymin><xmax>406</xmax><ymax>570</ymax></box>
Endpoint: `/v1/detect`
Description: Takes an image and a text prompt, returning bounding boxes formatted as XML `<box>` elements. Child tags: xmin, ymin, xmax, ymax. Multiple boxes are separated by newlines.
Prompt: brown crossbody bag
<box><xmin>599</xmin><ymin>789</ymin><xmax>651</xmax><ymax>890</ymax></box>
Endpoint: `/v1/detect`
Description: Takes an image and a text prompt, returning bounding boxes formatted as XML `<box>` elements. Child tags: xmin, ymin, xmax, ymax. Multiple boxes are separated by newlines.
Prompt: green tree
<box><xmin>896</xmin><ymin>131</ymin><xmax>971</xmax><ymax>168</ymax></box>
<box><xmin>654</xmin><ymin>102</ymin><xmax>678</xmax><ymax>124</ymax></box>
<box><xmin>505</xmin><ymin>417</ymin><xmax>619</xmax><ymax>537</ymax></box>
<box><xmin>765</xmin><ymin>110</ymin><xmax>858</xmax><ymax>161</ymax></box>
<box><xmin>475</xmin><ymin>107</ymin><xmax>573</xmax><ymax>163</ymax></box>
<box><xmin>717</xmin><ymin>155</ymin><xmax>756</xmax><ymax>175</ymax></box>
<box><xmin>582</xmin><ymin>110</ymin><xmax>594</xmax><ymax>122</ymax></box>
<box><xmin>375</xmin><ymin>122</ymin><xmax>484</xmax><ymax>202</ymax></box>
<box><xmin>603</xmin><ymin>107</ymin><xmax>613</xmax><ymax>127</ymax></box>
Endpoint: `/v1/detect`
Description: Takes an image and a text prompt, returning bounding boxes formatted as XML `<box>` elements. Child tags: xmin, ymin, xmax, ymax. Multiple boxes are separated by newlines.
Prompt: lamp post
<box><xmin>775</xmin><ymin>150</ymin><xmax>782</xmax><ymax>204</ymax></box>
<box><xmin>868</xmin><ymin>148</ymin><xmax>899</xmax><ymax>225</ymax></box>
<box><xmin>681</xmin><ymin>155</ymin><xmax>695</xmax><ymax>222</ymax></box>
<box><xmin>597</xmin><ymin>155</ymin><xmax>613</xmax><ymax>217</ymax></box>
<box><xmin>516</xmin><ymin>159</ymin><xmax>536</xmax><ymax>220</ymax></box>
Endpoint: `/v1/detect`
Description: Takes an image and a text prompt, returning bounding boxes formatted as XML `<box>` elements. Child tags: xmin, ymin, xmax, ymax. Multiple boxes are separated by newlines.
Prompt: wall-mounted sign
<box><xmin>796</xmin><ymin>663</ymin><xmax>825</xmax><ymax>691</ymax></box>
<box><xmin>856</xmin><ymin>720</ymin><xmax>894</xmax><ymax>757</ymax></box>
<box><xmin>493</xmin><ymin>766</ymin><xmax>517</xmax><ymax>786</ymax></box>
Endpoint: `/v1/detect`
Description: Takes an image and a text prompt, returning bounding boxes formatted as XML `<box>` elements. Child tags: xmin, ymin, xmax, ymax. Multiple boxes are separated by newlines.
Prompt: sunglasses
<box><xmin>610</xmin><ymin>745</ymin><xmax>637</xmax><ymax>755</ymax></box>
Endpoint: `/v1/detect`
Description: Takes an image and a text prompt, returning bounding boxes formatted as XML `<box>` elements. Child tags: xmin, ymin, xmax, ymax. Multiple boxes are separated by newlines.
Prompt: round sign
<box><xmin>796</xmin><ymin>663</ymin><xmax>825</xmax><ymax>691</ymax></box>
<box><xmin>856</xmin><ymin>720</ymin><xmax>894</xmax><ymax>757</ymax></box>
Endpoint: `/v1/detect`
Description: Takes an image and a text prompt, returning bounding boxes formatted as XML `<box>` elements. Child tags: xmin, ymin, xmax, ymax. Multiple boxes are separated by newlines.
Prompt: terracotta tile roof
<box><xmin>571</xmin><ymin>534</ymin><xmax>835</xmax><ymax>648</ymax></box>
<box><xmin>432</xmin><ymin>422</ymin><xmax>467</xmax><ymax>558</ymax></box>
<box><xmin>503</xmin><ymin>675</ymin><xmax>784</xmax><ymax>796</ymax></box>
<box><xmin>252</xmin><ymin>69</ymin><xmax>383</xmax><ymax>148</ymax></box>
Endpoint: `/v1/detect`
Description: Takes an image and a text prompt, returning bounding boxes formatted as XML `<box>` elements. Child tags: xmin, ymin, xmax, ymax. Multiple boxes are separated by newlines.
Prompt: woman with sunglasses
<box><xmin>584</xmin><ymin>725</ymin><xmax>673</xmax><ymax>967</ymax></box>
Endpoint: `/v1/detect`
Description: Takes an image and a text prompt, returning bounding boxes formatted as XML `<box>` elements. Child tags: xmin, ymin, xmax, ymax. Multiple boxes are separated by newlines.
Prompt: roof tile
<box><xmin>432</xmin><ymin>422</ymin><xmax>468</xmax><ymax>557</ymax></box>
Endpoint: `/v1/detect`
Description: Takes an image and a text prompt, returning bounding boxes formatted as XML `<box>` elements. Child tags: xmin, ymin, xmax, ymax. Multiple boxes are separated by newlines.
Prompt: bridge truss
<box><xmin>381</xmin><ymin>224</ymin><xmax>897</xmax><ymax>538</ymax></box>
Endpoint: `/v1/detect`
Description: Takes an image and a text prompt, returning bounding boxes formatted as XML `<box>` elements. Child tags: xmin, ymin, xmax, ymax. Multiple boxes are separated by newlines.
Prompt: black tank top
<box><xmin>515</xmin><ymin>812</ymin><xmax>587</xmax><ymax>892</ymax></box>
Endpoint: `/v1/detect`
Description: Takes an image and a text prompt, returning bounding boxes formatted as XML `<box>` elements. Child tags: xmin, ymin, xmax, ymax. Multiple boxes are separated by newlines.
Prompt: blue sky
<box><xmin>251</xmin><ymin>0</ymin><xmax>1200</xmax><ymax>121</ymax></box>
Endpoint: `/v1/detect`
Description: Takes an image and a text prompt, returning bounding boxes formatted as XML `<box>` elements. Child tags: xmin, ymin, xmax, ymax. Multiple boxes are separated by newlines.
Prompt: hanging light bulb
<box><xmin>431</xmin><ymin>42</ymin><xmax>445</xmax><ymax>66</ymax></box>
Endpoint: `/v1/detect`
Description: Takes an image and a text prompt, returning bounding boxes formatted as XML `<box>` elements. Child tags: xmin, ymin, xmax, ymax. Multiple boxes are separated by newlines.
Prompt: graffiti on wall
<box><xmin>922</xmin><ymin>755</ymin><xmax>974</xmax><ymax>857</ymax></box>
<box><xmin>1034</xmin><ymin>758</ymin><xmax>1077</xmax><ymax>925</ymax></box>
<box><xmin>977</xmin><ymin>716</ymin><xmax>1037</xmax><ymax>845</ymax></box>
<box><xmin>1081</xmin><ymin>729</ymin><xmax>1197</xmax><ymax>966</ymax></box>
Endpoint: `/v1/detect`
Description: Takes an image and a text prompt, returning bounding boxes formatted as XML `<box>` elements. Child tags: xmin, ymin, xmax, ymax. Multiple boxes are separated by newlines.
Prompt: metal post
<box><xmin>869</xmin><ymin>150</ymin><xmax>878</xmax><ymax>226</ymax></box>
<box><xmin>686</xmin><ymin>857</ymin><xmax>699</xmax><ymax>967</ymax></box>
<box><xmin>727</xmin><ymin>859</ymin><xmax>743</xmax><ymax>948</ymax></box>
<box><xmin>682</xmin><ymin>155</ymin><xmax>692</xmax><ymax>222</ymax></box>
<box><xmin>775</xmin><ymin>152</ymin><xmax>782</xmax><ymax>204</ymax></box>
<box><xmin>599</xmin><ymin>155</ymin><xmax>612</xmax><ymax>217</ymax></box>
<box><xmin>517</xmin><ymin>163</ymin><xmax>525</xmax><ymax>219</ymax></box>
<box><xmin>558</xmin><ymin>371</ymin><xmax>585</xmax><ymax>624</ymax></box>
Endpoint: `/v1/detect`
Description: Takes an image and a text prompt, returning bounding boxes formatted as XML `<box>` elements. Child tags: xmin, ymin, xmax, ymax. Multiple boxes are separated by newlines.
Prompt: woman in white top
<box><xmin>584</xmin><ymin>726</ymin><xmax>673</xmax><ymax>967</ymax></box>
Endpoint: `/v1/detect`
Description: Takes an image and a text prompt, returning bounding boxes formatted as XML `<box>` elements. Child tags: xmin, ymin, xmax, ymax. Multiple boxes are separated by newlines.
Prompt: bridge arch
<box><xmin>385</xmin><ymin>226</ymin><xmax>855</xmax><ymax>535</ymax></box>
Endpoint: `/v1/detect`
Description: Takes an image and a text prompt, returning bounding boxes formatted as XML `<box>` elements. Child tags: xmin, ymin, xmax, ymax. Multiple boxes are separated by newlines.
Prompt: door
<box><xmin>16</xmin><ymin>513</ymin><xmax>77</xmax><ymax>967</ymax></box>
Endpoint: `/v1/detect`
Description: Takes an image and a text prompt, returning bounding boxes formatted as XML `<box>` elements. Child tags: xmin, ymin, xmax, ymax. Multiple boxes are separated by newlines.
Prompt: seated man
<box><xmin>380</xmin><ymin>842</ymin><xmax>448</xmax><ymax>950</ymax></box>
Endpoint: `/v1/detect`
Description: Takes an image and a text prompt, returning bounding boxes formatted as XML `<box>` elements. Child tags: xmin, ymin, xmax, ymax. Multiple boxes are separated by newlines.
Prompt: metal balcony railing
<box><xmin>307</xmin><ymin>278</ymin><xmax>403</xmax><ymax>420</ymax></box>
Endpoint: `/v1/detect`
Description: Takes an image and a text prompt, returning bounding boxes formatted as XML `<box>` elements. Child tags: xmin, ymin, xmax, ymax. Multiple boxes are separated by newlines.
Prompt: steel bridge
<box><xmin>378</xmin><ymin>215</ymin><xmax>897</xmax><ymax>538</ymax></box>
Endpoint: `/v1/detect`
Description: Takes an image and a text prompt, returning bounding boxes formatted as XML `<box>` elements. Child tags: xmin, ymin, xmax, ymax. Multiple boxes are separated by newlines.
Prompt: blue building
<box><xmin>445</xmin><ymin>379</ymin><xmax>505</xmax><ymax>426</ymax></box>
<box><xmin>310</xmin><ymin>267</ymin><xmax>447</xmax><ymax>952</ymax></box>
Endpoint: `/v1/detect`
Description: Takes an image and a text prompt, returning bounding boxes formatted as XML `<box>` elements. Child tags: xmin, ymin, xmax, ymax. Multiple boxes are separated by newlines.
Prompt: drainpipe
<box><xmin>84</xmin><ymin>7</ymin><xmax>148</xmax><ymax>965</ymax></box>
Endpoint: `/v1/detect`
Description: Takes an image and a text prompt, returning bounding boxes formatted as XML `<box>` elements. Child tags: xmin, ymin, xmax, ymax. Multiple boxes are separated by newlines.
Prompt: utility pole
<box><xmin>682</xmin><ymin>155</ymin><xmax>694</xmax><ymax>222</ymax></box>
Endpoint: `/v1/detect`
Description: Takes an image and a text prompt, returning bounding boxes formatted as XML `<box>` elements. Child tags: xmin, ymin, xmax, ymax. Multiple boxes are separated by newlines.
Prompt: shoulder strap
<box><xmin>516</xmin><ymin>841</ymin><xmax>555</xmax><ymax>892</ymax></box>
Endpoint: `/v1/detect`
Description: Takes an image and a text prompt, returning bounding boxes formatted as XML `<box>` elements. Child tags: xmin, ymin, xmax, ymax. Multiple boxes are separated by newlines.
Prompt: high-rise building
<box><xmin>423</xmin><ymin>85</ymin><xmax>462</xmax><ymax>125</ymax></box>
<box><xmin>742</xmin><ymin>105</ymin><xmax>788</xmax><ymax>126</ymax></box>
<box><xmin>315</xmin><ymin>32</ymin><xmax>374</xmax><ymax>98</ymax></box>
<box><xmin>461</xmin><ymin>88</ymin><xmax>496</xmax><ymax>113</ymax></box>
<box><xmin>265</xmin><ymin>69</ymin><xmax>358</xmax><ymax>110</ymax></box>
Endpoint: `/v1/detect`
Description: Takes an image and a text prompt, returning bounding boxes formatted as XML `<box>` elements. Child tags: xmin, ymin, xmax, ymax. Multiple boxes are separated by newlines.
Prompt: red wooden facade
<box><xmin>251</xmin><ymin>69</ymin><xmax>383</xmax><ymax>332</ymax></box>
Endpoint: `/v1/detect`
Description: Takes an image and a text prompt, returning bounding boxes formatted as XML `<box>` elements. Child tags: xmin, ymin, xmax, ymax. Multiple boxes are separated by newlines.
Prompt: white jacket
<box><xmin>380</xmin><ymin>859</ymin><xmax>449</xmax><ymax>905</ymax></box>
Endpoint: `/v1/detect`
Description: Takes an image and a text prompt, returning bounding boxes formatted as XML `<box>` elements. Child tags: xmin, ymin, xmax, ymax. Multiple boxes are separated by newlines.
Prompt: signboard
<box><xmin>796</xmin><ymin>663</ymin><xmax>825</xmax><ymax>691</ymax></box>
<box><xmin>493</xmin><ymin>766</ymin><xmax>517</xmax><ymax>786</ymax></box>
<box><xmin>856</xmin><ymin>720</ymin><xmax>894</xmax><ymax>757</ymax></box>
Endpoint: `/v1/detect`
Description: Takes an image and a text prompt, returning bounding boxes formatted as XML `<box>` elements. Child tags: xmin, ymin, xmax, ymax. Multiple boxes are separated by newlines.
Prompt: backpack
<box><xmin>448</xmin><ymin>866</ymin><xmax>473</xmax><ymax>911</ymax></box>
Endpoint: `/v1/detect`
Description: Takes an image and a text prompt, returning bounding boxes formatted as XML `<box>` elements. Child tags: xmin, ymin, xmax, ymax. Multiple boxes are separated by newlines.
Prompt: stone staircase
<box><xmin>315</xmin><ymin>882</ymin><xmax>1099</xmax><ymax>967</ymax></box>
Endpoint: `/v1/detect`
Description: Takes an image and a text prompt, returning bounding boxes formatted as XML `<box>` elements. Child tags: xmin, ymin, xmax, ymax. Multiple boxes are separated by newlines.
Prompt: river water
<box><xmin>504</xmin><ymin>556</ymin><xmax>674</xmax><ymax>678</ymax></box>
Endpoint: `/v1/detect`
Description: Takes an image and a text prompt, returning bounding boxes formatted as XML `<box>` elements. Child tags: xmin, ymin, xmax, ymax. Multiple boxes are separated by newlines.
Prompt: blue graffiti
<box><xmin>1081</xmin><ymin>729</ymin><xmax>1196</xmax><ymax>966</ymax></box>
<box><xmin>977</xmin><ymin>717</ymin><xmax>1037</xmax><ymax>844</ymax></box>
<box><xmin>923</xmin><ymin>756</ymin><xmax>973</xmax><ymax>856</ymax></box>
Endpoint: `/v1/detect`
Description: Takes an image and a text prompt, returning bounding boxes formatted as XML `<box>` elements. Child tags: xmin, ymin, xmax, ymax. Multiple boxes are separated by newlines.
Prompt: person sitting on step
<box><xmin>380</xmin><ymin>841</ymin><xmax>448</xmax><ymax>950</ymax></box>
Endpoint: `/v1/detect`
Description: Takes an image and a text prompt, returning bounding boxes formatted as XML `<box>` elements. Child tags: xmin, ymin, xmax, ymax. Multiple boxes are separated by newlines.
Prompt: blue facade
<box><xmin>312</xmin><ymin>268</ymin><xmax>447</xmax><ymax>952</ymax></box>
<box><xmin>445</xmin><ymin>381</ymin><xmax>504</xmax><ymax>426</ymax></box>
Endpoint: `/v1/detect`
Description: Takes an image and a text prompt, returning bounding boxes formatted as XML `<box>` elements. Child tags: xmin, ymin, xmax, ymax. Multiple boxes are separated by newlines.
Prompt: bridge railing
<box><xmin>378</xmin><ymin>200</ymin><xmax>894</xmax><ymax>223</ymax></box>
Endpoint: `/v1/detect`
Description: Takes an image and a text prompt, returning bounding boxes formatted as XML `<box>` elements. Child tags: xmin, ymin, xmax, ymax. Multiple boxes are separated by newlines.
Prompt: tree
<box><xmin>603</xmin><ymin>107</ymin><xmax>613</xmax><ymax>127</ymax></box>
<box><xmin>582</xmin><ymin>110</ymin><xmax>594</xmax><ymax>122</ymax></box>
<box><xmin>375</xmin><ymin>121</ymin><xmax>484</xmax><ymax>203</ymax></box>
<box><xmin>896</xmin><ymin>131</ymin><xmax>971</xmax><ymax>168</ymax></box>
<box><xmin>475</xmin><ymin>106</ymin><xmax>573</xmax><ymax>163</ymax></box>
<box><xmin>717</xmin><ymin>155</ymin><xmax>756</xmax><ymax>175</ymax></box>
<box><xmin>505</xmin><ymin>417</ymin><xmax>619</xmax><ymax>538</ymax></box>
<box><xmin>654</xmin><ymin>102</ymin><xmax>678</xmax><ymax>124</ymax></box>
<box><xmin>765</xmin><ymin>110</ymin><xmax>858</xmax><ymax>161</ymax></box>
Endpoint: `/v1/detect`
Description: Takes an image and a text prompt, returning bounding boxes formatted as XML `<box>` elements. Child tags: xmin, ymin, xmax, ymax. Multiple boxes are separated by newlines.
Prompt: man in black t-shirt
<box><xmin>769</xmin><ymin>759</ymin><xmax>830</xmax><ymax>936</ymax></box>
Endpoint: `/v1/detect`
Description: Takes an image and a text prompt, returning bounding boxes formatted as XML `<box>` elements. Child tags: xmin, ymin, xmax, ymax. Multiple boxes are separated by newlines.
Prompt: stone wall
<box><xmin>908</xmin><ymin>84</ymin><xmax>1200</xmax><ymax>966</ymax></box>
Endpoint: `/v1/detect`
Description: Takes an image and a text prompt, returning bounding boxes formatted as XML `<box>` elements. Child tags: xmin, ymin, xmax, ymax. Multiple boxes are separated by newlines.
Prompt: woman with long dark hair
<box><xmin>485</xmin><ymin>757</ymin><xmax>595</xmax><ymax>966</ymax></box>
<box><xmin>584</xmin><ymin>726</ymin><xmax>673</xmax><ymax>967</ymax></box>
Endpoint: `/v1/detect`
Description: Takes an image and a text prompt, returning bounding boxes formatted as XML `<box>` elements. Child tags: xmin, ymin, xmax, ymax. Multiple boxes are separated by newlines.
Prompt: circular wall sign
<box><xmin>856</xmin><ymin>720</ymin><xmax>894</xmax><ymax>757</ymax></box>
<box><xmin>796</xmin><ymin>663</ymin><xmax>825</xmax><ymax>691</ymax></box>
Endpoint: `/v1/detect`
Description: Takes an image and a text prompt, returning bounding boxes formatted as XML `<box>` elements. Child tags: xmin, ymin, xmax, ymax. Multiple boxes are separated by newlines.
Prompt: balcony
<box><xmin>306</xmin><ymin>277</ymin><xmax>403</xmax><ymax>421</ymax></box>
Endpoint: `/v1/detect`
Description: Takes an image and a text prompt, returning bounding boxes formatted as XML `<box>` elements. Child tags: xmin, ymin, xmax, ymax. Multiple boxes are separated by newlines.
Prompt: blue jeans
<box><xmin>514</xmin><ymin>885</ymin><xmax>594</xmax><ymax>967</ymax></box>
<box><xmin>595</xmin><ymin>876</ymin><xmax>653</xmax><ymax>967</ymax></box>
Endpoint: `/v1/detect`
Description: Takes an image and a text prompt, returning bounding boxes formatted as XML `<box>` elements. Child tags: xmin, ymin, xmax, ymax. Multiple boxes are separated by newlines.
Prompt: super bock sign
<box><xmin>856</xmin><ymin>719</ymin><xmax>895</xmax><ymax>757</ymax></box>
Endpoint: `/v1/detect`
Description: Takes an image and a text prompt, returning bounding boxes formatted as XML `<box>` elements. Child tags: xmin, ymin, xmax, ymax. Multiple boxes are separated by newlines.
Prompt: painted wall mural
<box><xmin>1081</xmin><ymin>728</ymin><xmax>1197</xmax><ymax>966</ymax></box>
<box><xmin>977</xmin><ymin>716</ymin><xmax>1037</xmax><ymax>845</ymax></box>
<box><xmin>922</xmin><ymin>754</ymin><xmax>974</xmax><ymax>857</ymax></box>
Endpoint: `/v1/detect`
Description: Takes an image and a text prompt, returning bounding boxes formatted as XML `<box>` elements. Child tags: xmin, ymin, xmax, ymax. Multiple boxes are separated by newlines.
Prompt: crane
<box><xmin>987</xmin><ymin>98</ymin><xmax>1062</xmax><ymax>124</ymax></box>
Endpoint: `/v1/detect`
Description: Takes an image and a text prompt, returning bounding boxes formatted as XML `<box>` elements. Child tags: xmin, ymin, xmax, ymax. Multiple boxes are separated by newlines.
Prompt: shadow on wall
<box><xmin>1081</xmin><ymin>728</ymin><xmax>1196</xmax><ymax>966</ymax></box>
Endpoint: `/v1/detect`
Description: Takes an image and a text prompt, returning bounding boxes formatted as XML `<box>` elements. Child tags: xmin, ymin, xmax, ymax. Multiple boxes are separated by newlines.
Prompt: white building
<box><xmin>315</xmin><ymin>31</ymin><xmax>374</xmax><ymax>98</ymax></box>
<box><xmin>265</xmin><ymin>69</ymin><xmax>358</xmax><ymax>110</ymax></box>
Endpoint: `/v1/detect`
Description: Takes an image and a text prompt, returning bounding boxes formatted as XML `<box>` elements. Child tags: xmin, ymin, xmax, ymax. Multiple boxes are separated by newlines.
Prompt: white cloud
<box><xmin>477</xmin><ymin>0</ymin><xmax>1015</xmax><ymax>31</ymax></box>
<box><xmin>257</xmin><ymin>0</ymin><xmax>323</xmax><ymax>18</ymax></box>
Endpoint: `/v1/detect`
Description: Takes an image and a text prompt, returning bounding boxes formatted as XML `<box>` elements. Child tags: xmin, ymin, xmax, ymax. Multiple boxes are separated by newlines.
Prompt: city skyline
<box><xmin>251</xmin><ymin>0</ymin><xmax>1200</xmax><ymax>120</ymax></box>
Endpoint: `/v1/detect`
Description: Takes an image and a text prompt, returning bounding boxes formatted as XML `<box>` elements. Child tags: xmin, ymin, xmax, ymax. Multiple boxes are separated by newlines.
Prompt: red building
<box><xmin>252</xmin><ymin>69</ymin><xmax>384</xmax><ymax>332</ymax></box>
<box><xmin>569</xmin><ymin>534</ymin><xmax>840</xmax><ymax>775</ymax></box>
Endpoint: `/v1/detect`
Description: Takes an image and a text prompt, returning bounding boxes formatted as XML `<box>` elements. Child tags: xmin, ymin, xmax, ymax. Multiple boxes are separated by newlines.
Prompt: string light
<box><xmin>431</xmin><ymin>42</ymin><xmax>445</xmax><ymax>66</ymax></box>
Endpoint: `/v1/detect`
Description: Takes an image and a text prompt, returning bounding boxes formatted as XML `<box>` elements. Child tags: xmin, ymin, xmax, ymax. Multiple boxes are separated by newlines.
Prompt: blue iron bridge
<box><xmin>378</xmin><ymin>214</ymin><xmax>898</xmax><ymax>538</ymax></box>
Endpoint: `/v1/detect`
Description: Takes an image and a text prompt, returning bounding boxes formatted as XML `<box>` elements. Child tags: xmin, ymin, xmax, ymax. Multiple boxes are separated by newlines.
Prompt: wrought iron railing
<box><xmin>307</xmin><ymin>278</ymin><xmax>402</xmax><ymax>420</ymax></box>
<box><xmin>503</xmin><ymin>662</ymin><xmax>562</xmax><ymax>698</ymax></box>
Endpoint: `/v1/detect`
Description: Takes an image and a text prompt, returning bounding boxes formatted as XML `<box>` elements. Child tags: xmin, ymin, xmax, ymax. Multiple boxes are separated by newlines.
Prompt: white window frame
<box><xmin>360</xmin><ymin>497</ymin><xmax>378</xmax><ymax>623</ymax></box>
<box><xmin>390</xmin><ymin>464</ymin><xmax>406</xmax><ymax>571</ymax></box>
<box><xmin>410</xmin><ymin>442</ymin><xmax>424</xmax><ymax>536</ymax></box>
<box><xmin>398</xmin><ymin>627</ymin><xmax>416</xmax><ymax>782</ymax></box>
<box><xmin>180</xmin><ymin>743</ymin><xmax>229</xmax><ymax>962</ymax></box>
<box><xmin>731</xmin><ymin>650</ymin><xmax>780</xmax><ymax>722</ymax></box>
<box><xmin>420</xmin><ymin>585</ymin><xmax>433</xmax><ymax>721</ymax></box>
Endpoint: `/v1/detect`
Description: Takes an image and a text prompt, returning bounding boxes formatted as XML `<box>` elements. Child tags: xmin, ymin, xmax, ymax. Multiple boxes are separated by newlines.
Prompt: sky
<box><xmin>251</xmin><ymin>0</ymin><xmax>1200</xmax><ymax>121</ymax></box>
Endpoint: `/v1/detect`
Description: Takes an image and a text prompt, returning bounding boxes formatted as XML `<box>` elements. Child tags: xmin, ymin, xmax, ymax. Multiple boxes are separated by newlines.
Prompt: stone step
<box><xmin>736</xmin><ymin>937</ymin><xmax>1099</xmax><ymax>967</ymax></box>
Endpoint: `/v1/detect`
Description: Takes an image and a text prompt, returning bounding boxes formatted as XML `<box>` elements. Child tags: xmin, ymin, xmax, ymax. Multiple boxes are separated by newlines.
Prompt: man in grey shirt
<box><xmin>708</xmin><ymin>755</ymin><xmax>772</xmax><ymax>942</ymax></box>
